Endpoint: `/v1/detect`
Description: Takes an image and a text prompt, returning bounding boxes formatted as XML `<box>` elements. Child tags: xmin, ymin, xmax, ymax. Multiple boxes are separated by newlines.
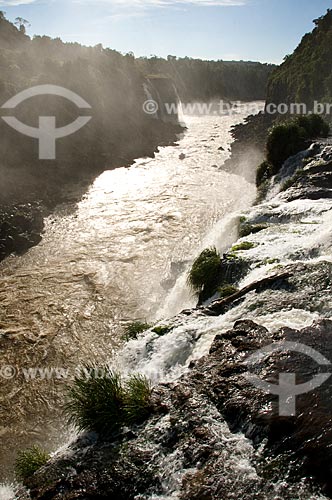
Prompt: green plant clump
<box><xmin>231</xmin><ymin>241</ymin><xmax>256</xmax><ymax>252</ymax></box>
<box><xmin>266</xmin><ymin>115</ymin><xmax>330</xmax><ymax>172</ymax></box>
<box><xmin>239</xmin><ymin>223</ymin><xmax>267</xmax><ymax>238</ymax></box>
<box><xmin>152</xmin><ymin>325</ymin><xmax>171</xmax><ymax>336</ymax></box>
<box><xmin>123</xmin><ymin>321</ymin><xmax>151</xmax><ymax>341</ymax></box>
<box><xmin>187</xmin><ymin>246</ymin><xmax>221</xmax><ymax>294</ymax></box>
<box><xmin>266</xmin><ymin>122</ymin><xmax>308</xmax><ymax>170</ymax></box>
<box><xmin>218</xmin><ymin>284</ymin><xmax>239</xmax><ymax>298</ymax></box>
<box><xmin>15</xmin><ymin>445</ymin><xmax>50</xmax><ymax>481</ymax></box>
<box><xmin>65</xmin><ymin>366</ymin><xmax>152</xmax><ymax>435</ymax></box>
<box><xmin>295</xmin><ymin>114</ymin><xmax>329</xmax><ymax>138</ymax></box>
<box><xmin>124</xmin><ymin>374</ymin><xmax>153</xmax><ymax>424</ymax></box>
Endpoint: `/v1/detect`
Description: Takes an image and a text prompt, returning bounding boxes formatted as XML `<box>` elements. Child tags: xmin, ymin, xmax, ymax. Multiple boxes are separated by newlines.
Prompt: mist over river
<box><xmin>0</xmin><ymin>104</ymin><xmax>263</xmax><ymax>486</ymax></box>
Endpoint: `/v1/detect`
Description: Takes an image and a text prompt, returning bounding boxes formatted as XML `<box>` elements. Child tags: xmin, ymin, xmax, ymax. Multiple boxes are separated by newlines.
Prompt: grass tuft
<box><xmin>65</xmin><ymin>366</ymin><xmax>153</xmax><ymax>435</ymax></box>
<box><xmin>124</xmin><ymin>374</ymin><xmax>152</xmax><ymax>424</ymax></box>
<box><xmin>65</xmin><ymin>366</ymin><xmax>125</xmax><ymax>434</ymax></box>
<box><xmin>15</xmin><ymin>445</ymin><xmax>50</xmax><ymax>481</ymax></box>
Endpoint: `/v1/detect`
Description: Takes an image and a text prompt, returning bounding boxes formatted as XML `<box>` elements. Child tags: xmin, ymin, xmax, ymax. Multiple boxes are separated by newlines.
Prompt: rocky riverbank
<box><xmin>12</xmin><ymin>140</ymin><xmax>332</xmax><ymax>499</ymax></box>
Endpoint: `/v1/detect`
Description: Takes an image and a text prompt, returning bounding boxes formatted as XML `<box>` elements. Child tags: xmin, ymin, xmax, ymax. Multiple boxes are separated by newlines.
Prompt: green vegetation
<box><xmin>267</xmin><ymin>9</ymin><xmax>332</xmax><ymax>117</ymax></box>
<box><xmin>239</xmin><ymin>222</ymin><xmax>267</xmax><ymax>238</ymax></box>
<box><xmin>66</xmin><ymin>368</ymin><xmax>125</xmax><ymax>434</ymax></box>
<box><xmin>218</xmin><ymin>284</ymin><xmax>239</xmax><ymax>298</ymax></box>
<box><xmin>266</xmin><ymin>121</ymin><xmax>308</xmax><ymax>170</ymax></box>
<box><xmin>152</xmin><ymin>325</ymin><xmax>172</xmax><ymax>336</ymax></box>
<box><xmin>122</xmin><ymin>322</ymin><xmax>172</xmax><ymax>341</ymax></box>
<box><xmin>296</xmin><ymin>114</ymin><xmax>330</xmax><ymax>137</ymax></box>
<box><xmin>123</xmin><ymin>322</ymin><xmax>151</xmax><ymax>341</ymax></box>
<box><xmin>65</xmin><ymin>367</ymin><xmax>152</xmax><ymax>435</ymax></box>
<box><xmin>139</xmin><ymin>58</ymin><xmax>274</xmax><ymax>102</ymax></box>
<box><xmin>266</xmin><ymin>115</ymin><xmax>329</xmax><ymax>171</ymax></box>
<box><xmin>187</xmin><ymin>247</ymin><xmax>221</xmax><ymax>295</ymax></box>
<box><xmin>231</xmin><ymin>241</ymin><xmax>256</xmax><ymax>252</ymax></box>
<box><xmin>123</xmin><ymin>374</ymin><xmax>152</xmax><ymax>425</ymax></box>
<box><xmin>15</xmin><ymin>445</ymin><xmax>50</xmax><ymax>481</ymax></box>
<box><xmin>255</xmin><ymin>115</ymin><xmax>329</xmax><ymax>197</ymax></box>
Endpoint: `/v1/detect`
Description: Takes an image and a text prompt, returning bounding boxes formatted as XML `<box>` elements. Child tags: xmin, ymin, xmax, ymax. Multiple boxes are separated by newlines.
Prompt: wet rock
<box><xmin>18</xmin><ymin>319</ymin><xmax>332</xmax><ymax>499</ymax></box>
<box><xmin>0</xmin><ymin>203</ymin><xmax>44</xmax><ymax>261</ymax></box>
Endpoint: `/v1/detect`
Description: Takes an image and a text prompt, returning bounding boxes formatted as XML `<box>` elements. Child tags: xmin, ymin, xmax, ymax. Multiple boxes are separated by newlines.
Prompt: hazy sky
<box><xmin>0</xmin><ymin>0</ymin><xmax>330</xmax><ymax>63</ymax></box>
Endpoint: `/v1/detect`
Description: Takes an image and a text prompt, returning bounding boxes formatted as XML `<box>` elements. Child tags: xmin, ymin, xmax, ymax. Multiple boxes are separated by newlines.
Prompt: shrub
<box><xmin>187</xmin><ymin>247</ymin><xmax>221</xmax><ymax>295</ymax></box>
<box><xmin>231</xmin><ymin>241</ymin><xmax>256</xmax><ymax>252</ymax></box>
<box><xmin>267</xmin><ymin>122</ymin><xmax>307</xmax><ymax>170</ymax></box>
<box><xmin>15</xmin><ymin>445</ymin><xmax>50</xmax><ymax>481</ymax></box>
<box><xmin>65</xmin><ymin>367</ymin><xmax>125</xmax><ymax>434</ymax></box>
<box><xmin>218</xmin><ymin>284</ymin><xmax>239</xmax><ymax>298</ymax></box>
<box><xmin>295</xmin><ymin>114</ymin><xmax>329</xmax><ymax>138</ymax></box>
<box><xmin>65</xmin><ymin>366</ymin><xmax>153</xmax><ymax>435</ymax></box>
<box><xmin>124</xmin><ymin>374</ymin><xmax>152</xmax><ymax>424</ymax></box>
<box><xmin>256</xmin><ymin>161</ymin><xmax>273</xmax><ymax>186</ymax></box>
<box><xmin>123</xmin><ymin>321</ymin><xmax>151</xmax><ymax>341</ymax></box>
<box><xmin>266</xmin><ymin>116</ymin><xmax>330</xmax><ymax>172</ymax></box>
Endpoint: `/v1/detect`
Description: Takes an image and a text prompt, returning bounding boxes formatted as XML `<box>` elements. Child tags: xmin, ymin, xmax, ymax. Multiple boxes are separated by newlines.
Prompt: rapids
<box><xmin>0</xmin><ymin>104</ymin><xmax>262</xmax><ymax>486</ymax></box>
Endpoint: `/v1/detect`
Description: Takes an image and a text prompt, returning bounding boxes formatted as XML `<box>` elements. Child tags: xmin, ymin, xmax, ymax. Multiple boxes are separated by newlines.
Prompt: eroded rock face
<box><xmin>191</xmin><ymin>319</ymin><xmax>332</xmax><ymax>494</ymax></box>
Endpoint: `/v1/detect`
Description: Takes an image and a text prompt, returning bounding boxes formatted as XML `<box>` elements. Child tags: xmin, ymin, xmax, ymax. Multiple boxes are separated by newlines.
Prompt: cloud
<box><xmin>0</xmin><ymin>0</ymin><xmax>37</xmax><ymax>5</ymax></box>
<box><xmin>0</xmin><ymin>0</ymin><xmax>246</xmax><ymax>8</ymax></box>
<box><xmin>0</xmin><ymin>0</ymin><xmax>246</xmax><ymax>13</ymax></box>
<box><xmin>76</xmin><ymin>0</ymin><xmax>247</xmax><ymax>8</ymax></box>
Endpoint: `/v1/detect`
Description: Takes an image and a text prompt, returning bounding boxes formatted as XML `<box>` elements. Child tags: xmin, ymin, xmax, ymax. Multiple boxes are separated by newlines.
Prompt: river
<box><xmin>0</xmin><ymin>104</ymin><xmax>262</xmax><ymax>488</ymax></box>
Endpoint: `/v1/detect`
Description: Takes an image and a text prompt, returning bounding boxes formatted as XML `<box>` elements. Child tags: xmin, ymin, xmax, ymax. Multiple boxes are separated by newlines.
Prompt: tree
<box><xmin>14</xmin><ymin>17</ymin><xmax>30</xmax><ymax>34</ymax></box>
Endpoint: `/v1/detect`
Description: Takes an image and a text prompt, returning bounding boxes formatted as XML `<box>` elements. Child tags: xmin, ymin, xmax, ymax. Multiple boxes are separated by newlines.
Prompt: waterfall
<box><xmin>143</xmin><ymin>77</ymin><xmax>182</xmax><ymax>124</ymax></box>
<box><xmin>143</xmin><ymin>82</ymin><xmax>159</xmax><ymax>120</ymax></box>
<box><xmin>172</xmin><ymin>83</ymin><xmax>186</xmax><ymax>126</ymax></box>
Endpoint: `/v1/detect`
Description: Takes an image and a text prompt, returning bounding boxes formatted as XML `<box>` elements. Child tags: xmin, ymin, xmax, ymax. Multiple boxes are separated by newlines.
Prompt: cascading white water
<box><xmin>119</xmin><ymin>149</ymin><xmax>332</xmax><ymax>387</ymax></box>
<box><xmin>143</xmin><ymin>82</ymin><xmax>159</xmax><ymax>120</ymax></box>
